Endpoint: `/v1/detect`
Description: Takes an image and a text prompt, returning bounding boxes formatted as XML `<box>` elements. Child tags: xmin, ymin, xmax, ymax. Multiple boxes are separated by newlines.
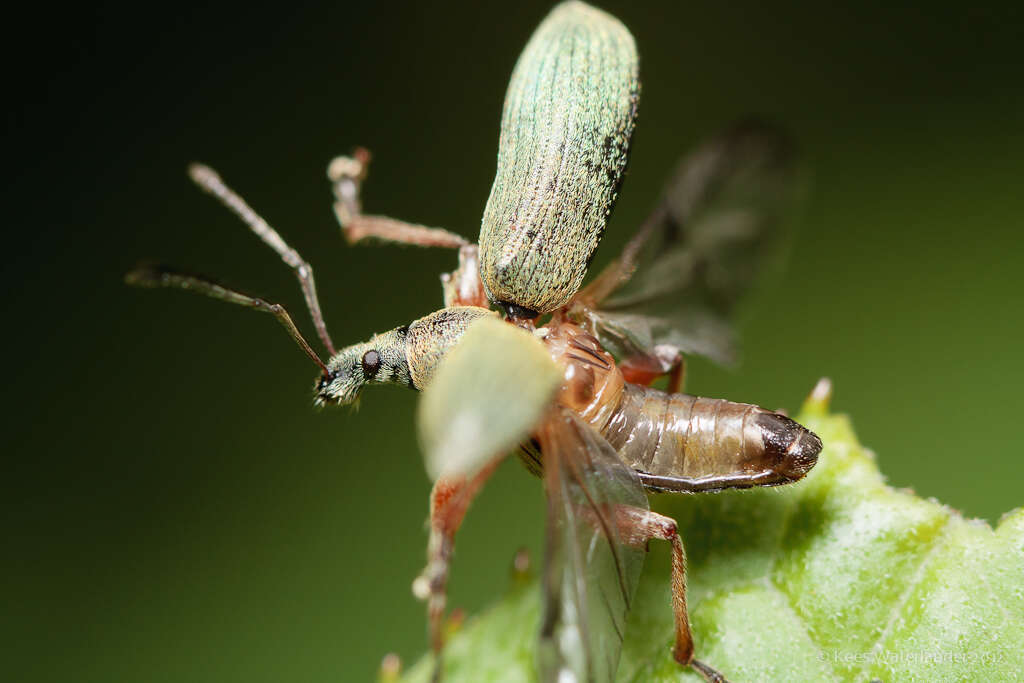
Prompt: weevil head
<box><xmin>314</xmin><ymin>328</ymin><xmax>412</xmax><ymax>406</ymax></box>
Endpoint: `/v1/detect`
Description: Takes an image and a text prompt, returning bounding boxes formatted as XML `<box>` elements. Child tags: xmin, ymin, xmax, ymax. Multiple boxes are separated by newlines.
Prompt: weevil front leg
<box><xmin>328</xmin><ymin>150</ymin><xmax>469</xmax><ymax>248</ymax></box>
<box><xmin>413</xmin><ymin>459</ymin><xmax>502</xmax><ymax>663</ymax></box>
<box><xmin>616</xmin><ymin>506</ymin><xmax>728</xmax><ymax>683</ymax></box>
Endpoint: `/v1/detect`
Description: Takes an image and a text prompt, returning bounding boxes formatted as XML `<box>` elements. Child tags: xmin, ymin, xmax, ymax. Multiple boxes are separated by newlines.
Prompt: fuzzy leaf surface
<box><xmin>403</xmin><ymin>404</ymin><xmax>1023</xmax><ymax>682</ymax></box>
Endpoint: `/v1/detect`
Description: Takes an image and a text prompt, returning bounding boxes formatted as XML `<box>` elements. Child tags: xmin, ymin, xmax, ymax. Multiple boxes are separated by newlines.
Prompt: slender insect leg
<box><xmin>328</xmin><ymin>149</ymin><xmax>469</xmax><ymax>249</ymax></box>
<box><xmin>616</xmin><ymin>506</ymin><xmax>727</xmax><ymax>683</ymax></box>
<box><xmin>440</xmin><ymin>245</ymin><xmax>489</xmax><ymax>308</ymax></box>
<box><xmin>665</xmin><ymin>352</ymin><xmax>686</xmax><ymax>394</ymax></box>
<box><xmin>619</xmin><ymin>348</ymin><xmax>685</xmax><ymax>392</ymax></box>
<box><xmin>413</xmin><ymin>459</ymin><xmax>502</xmax><ymax>656</ymax></box>
<box><xmin>188</xmin><ymin>164</ymin><xmax>338</xmax><ymax>356</ymax></box>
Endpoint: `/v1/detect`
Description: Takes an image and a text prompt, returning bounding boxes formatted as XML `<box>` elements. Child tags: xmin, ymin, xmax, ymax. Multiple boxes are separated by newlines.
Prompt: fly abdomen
<box><xmin>601</xmin><ymin>383</ymin><xmax>821</xmax><ymax>492</ymax></box>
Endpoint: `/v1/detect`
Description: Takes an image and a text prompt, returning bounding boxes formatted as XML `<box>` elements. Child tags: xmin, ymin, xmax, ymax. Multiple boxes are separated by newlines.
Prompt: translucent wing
<box><xmin>577</xmin><ymin>119</ymin><xmax>802</xmax><ymax>367</ymax></box>
<box><xmin>417</xmin><ymin>316</ymin><xmax>561</xmax><ymax>480</ymax></box>
<box><xmin>536</xmin><ymin>408</ymin><xmax>649</xmax><ymax>683</ymax></box>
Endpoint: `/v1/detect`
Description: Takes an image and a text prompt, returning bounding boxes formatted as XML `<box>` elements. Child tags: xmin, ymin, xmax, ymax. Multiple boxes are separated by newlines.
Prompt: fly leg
<box><xmin>619</xmin><ymin>347</ymin><xmax>686</xmax><ymax>393</ymax></box>
<box><xmin>412</xmin><ymin>459</ymin><xmax>501</xmax><ymax>672</ymax></box>
<box><xmin>665</xmin><ymin>352</ymin><xmax>686</xmax><ymax>394</ymax></box>
<box><xmin>328</xmin><ymin>149</ymin><xmax>469</xmax><ymax>248</ymax></box>
<box><xmin>616</xmin><ymin>506</ymin><xmax>728</xmax><ymax>683</ymax></box>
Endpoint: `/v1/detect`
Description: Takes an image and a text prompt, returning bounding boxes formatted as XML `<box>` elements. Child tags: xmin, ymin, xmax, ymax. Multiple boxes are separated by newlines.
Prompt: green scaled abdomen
<box><xmin>478</xmin><ymin>1</ymin><xmax>639</xmax><ymax>315</ymax></box>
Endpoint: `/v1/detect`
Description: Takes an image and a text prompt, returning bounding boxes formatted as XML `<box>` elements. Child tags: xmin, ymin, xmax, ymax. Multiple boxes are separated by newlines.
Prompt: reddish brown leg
<box><xmin>617</xmin><ymin>507</ymin><xmax>727</xmax><ymax>683</ymax></box>
<box><xmin>412</xmin><ymin>459</ymin><xmax>501</xmax><ymax>661</ymax></box>
<box><xmin>619</xmin><ymin>349</ymin><xmax>686</xmax><ymax>393</ymax></box>
<box><xmin>328</xmin><ymin>149</ymin><xmax>469</xmax><ymax>248</ymax></box>
<box><xmin>665</xmin><ymin>352</ymin><xmax>686</xmax><ymax>394</ymax></box>
<box><xmin>620</xmin><ymin>354</ymin><xmax>668</xmax><ymax>387</ymax></box>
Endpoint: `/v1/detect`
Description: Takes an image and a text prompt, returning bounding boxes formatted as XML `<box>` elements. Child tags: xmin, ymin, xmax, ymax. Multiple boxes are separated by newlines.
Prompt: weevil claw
<box><xmin>411</xmin><ymin>574</ymin><xmax>431</xmax><ymax>601</ymax></box>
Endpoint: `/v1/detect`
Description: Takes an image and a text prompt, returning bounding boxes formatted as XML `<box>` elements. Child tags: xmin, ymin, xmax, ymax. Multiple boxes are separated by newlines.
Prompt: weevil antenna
<box><xmin>188</xmin><ymin>163</ymin><xmax>338</xmax><ymax>356</ymax></box>
<box><xmin>126</xmin><ymin>265</ymin><xmax>330</xmax><ymax>377</ymax></box>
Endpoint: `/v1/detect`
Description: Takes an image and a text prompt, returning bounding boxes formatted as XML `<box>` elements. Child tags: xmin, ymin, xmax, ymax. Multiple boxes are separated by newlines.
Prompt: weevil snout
<box><xmin>314</xmin><ymin>367</ymin><xmax>357</xmax><ymax>406</ymax></box>
<box><xmin>314</xmin><ymin>343</ymin><xmax>378</xmax><ymax>406</ymax></box>
<box><xmin>314</xmin><ymin>330</ymin><xmax>413</xmax><ymax>406</ymax></box>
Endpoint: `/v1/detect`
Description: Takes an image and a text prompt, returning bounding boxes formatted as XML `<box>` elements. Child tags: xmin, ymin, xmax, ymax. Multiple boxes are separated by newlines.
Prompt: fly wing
<box><xmin>578</xmin><ymin>119</ymin><xmax>802</xmax><ymax>367</ymax></box>
<box><xmin>417</xmin><ymin>316</ymin><xmax>561</xmax><ymax>481</ymax></box>
<box><xmin>537</xmin><ymin>408</ymin><xmax>649</xmax><ymax>683</ymax></box>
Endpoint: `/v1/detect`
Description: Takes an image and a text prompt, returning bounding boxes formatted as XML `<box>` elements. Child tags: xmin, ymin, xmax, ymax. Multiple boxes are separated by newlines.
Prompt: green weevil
<box><xmin>129</xmin><ymin>3</ymin><xmax>820</xmax><ymax>682</ymax></box>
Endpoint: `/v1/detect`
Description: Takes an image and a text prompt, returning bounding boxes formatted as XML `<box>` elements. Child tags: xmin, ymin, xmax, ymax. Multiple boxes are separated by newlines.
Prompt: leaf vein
<box><xmin>857</xmin><ymin>514</ymin><xmax>953</xmax><ymax>680</ymax></box>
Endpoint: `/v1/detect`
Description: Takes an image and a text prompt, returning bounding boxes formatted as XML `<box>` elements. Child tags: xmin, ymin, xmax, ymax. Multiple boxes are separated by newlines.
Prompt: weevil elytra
<box><xmin>129</xmin><ymin>3</ymin><xmax>821</xmax><ymax>682</ymax></box>
<box><xmin>478</xmin><ymin>1</ymin><xmax>639</xmax><ymax>319</ymax></box>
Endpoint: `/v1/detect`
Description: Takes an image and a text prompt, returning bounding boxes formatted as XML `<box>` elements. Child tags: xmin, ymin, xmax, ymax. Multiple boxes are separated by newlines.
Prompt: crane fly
<box><xmin>127</xmin><ymin>3</ymin><xmax>822</xmax><ymax>681</ymax></box>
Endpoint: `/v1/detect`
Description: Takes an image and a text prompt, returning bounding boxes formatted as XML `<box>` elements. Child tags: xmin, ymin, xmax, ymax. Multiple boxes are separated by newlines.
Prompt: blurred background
<box><xmin>5</xmin><ymin>1</ymin><xmax>1022</xmax><ymax>681</ymax></box>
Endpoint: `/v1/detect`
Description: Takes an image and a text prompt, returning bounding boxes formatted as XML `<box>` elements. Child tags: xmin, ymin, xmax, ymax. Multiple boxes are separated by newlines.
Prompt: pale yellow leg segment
<box><xmin>328</xmin><ymin>149</ymin><xmax>469</xmax><ymax>249</ymax></box>
<box><xmin>440</xmin><ymin>245</ymin><xmax>489</xmax><ymax>308</ymax></box>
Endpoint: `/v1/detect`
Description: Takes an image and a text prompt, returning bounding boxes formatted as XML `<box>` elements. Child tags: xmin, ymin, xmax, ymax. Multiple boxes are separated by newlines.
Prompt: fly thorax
<box><xmin>544</xmin><ymin>322</ymin><xmax>625</xmax><ymax>430</ymax></box>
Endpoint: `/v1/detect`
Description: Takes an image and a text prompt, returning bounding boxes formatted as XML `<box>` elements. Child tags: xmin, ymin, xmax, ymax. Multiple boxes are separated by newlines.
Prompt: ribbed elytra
<box><xmin>478</xmin><ymin>1</ymin><xmax>639</xmax><ymax>317</ymax></box>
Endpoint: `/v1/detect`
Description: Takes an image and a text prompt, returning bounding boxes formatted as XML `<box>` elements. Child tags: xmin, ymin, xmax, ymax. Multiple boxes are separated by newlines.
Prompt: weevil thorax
<box><xmin>404</xmin><ymin>306</ymin><xmax>496</xmax><ymax>388</ymax></box>
<box><xmin>314</xmin><ymin>306</ymin><xmax>496</xmax><ymax>405</ymax></box>
<box><xmin>478</xmin><ymin>1</ymin><xmax>639</xmax><ymax>318</ymax></box>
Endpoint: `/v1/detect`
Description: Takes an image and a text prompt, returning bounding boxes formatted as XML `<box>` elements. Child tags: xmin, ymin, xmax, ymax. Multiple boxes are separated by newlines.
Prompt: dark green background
<box><xmin>6</xmin><ymin>1</ymin><xmax>1022</xmax><ymax>681</ymax></box>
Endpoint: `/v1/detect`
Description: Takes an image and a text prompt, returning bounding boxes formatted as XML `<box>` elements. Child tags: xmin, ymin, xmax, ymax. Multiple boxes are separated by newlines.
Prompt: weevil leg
<box><xmin>328</xmin><ymin>149</ymin><xmax>469</xmax><ymax>249</ymax></box>
<box><xmin>617</xmin><ymin>506</ymin><xmax>729</xmax><ymax>683</ymax></box>
<box><xmin>188</xmin><ymin>164</ymin><xmax>338</xmax><ymax>356</ymax></box>
<box><xmin>413</xmin><ymin>459</ymin><xmax>502</xmax><ymax>663</ymax></box>
<box><xmin>440</xmin><ymin>245</ymin><xmax>489</xmax><ymax>308</ymax></box>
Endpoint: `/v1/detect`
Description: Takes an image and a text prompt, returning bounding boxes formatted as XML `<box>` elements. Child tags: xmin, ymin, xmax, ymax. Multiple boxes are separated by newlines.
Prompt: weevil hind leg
<box><xmin>328</xmin><ymin>149</ymin><xmax>469</xmax><ymax>249</ymax></box>
<box><xmin>413</xmin><ymin>460</ymin><xmax>502</xmax><ymax>662</ymax></box>
<box><xmin>621</xmin><ymin>507</ymin><xmax>729</xmax><ymax>683</ymax></box>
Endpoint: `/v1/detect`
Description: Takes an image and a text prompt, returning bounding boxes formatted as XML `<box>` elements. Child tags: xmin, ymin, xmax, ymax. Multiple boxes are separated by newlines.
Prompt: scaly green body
<box><xmin>478</xmin><ymin>1</ymin><xmax>639</xmax><ymax>316</ymax></box>
<box><xmin>406</xmin><ymin>307</ymin><xmax>496</xmax><ymax>388</ymax></box>
<box><xmin>318</xmin><ymin>306</ymin><xmax>495</xmax><ymax>404</ymax></box>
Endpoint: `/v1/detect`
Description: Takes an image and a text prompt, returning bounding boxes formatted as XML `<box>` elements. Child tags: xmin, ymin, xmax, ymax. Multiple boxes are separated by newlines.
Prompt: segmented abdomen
<box><xmin>600</xmin><ymin>383</ymin><xmax>821</xmax><ymax>491</ymax></box>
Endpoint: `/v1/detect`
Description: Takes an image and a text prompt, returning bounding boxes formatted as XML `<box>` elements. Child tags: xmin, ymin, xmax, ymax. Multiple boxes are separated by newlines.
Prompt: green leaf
<box><xmin>402</xmin><ymin>403</ymin><xmax>1024</xmax><ymax>682</ymax></box>
<box><xmin>417</xmin><ymin>317</ymin><xmax>561</xmax><ymax>481</ymax></box>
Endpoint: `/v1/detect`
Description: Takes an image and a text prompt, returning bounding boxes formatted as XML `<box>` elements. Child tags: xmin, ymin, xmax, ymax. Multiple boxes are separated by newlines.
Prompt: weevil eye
<box><xmin>361</xmin><ymin>349</ymin><xmax>381</xmax><ymax>378</ymax></box>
